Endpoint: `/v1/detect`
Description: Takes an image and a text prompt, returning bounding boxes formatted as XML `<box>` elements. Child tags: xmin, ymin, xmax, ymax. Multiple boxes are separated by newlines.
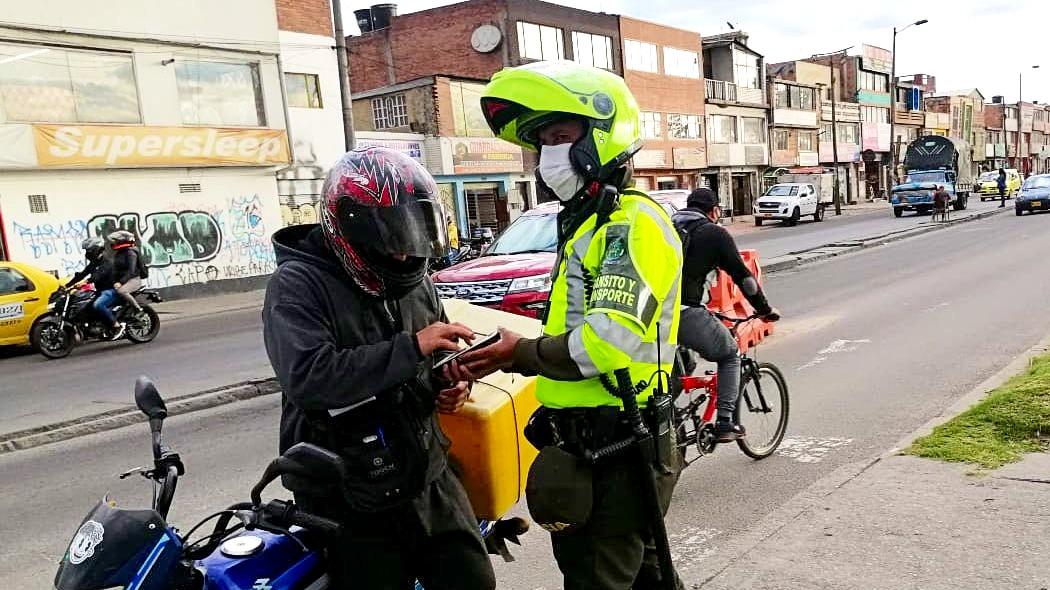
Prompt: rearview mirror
<box><xmin>134</xmin><ymin>376</ymin><xmax>168</xmax><ymax>421</ymax></box>
<box><xmin>282</xmin><ymin>443</ymin><xmax>347</xmax><ymax>484</ymax></box>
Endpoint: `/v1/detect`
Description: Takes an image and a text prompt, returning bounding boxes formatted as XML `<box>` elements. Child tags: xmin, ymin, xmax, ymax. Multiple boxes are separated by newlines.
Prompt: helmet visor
<box><xmin>337</xmin><ymin>197</ymin><xmax>449</xmax><ymax>259</ymax></box>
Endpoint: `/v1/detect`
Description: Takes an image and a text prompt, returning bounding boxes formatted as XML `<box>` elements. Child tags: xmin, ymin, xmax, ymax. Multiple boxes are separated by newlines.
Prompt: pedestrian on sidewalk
<box><xmin>262</xmin><ymin>148</ymin><xmax>496</xmax><ymax>590</ymax></box>
<box><xmin>933</xmin><ymin>185</ymin><xmax>950</xmax><ymax>222</ymax></box>
<box><xmin>998</xmin><ymin>168</ymin><xmax>1008</xmax><ymax>207</ymax></box>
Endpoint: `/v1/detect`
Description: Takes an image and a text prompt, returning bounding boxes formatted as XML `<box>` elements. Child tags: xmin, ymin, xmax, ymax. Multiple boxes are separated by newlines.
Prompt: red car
<box><xmin>432</xmin><ymin>192</ymin><xmax>686</xmax><ymax>318</ymax></box>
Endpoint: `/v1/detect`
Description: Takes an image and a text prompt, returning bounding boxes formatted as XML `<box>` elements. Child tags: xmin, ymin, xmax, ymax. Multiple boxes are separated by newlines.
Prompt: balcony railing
<box><xmin>706</xmin><ymin>79</ymin><xmax>738</xmax><ymax>103</ymax></box>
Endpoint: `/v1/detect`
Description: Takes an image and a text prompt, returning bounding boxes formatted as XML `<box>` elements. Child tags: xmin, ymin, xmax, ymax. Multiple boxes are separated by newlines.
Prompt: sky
<box><xmin>341</xmin><ymin>0</ymin><xmax>1049</xmax><ymax>104</ymax></box>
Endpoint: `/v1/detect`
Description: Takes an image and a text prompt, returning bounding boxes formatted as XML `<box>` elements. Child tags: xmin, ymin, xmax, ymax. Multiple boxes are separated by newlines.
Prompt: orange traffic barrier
<box><xmin>705</xmin><ymin>249</ymin><xmax>774</xmax><ymax>354</ymax></box>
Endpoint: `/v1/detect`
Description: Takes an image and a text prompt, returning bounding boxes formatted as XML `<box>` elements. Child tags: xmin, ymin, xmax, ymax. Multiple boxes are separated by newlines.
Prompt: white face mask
<box><xmin>538</xmin><ymin>143</ymin><xmax>584</xmax><ymax>202</ymax></box>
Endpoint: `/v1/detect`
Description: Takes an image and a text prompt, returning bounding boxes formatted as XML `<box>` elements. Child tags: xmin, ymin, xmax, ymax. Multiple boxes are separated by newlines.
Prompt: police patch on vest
<box><xmin>605</xmin><ymin>235</ymin><xmax>626</xmax><ymax>262</ymax></box>
<box><xmin>591</xmin><ymin>273</ymin><xmax>643</xmax><ymax>316</ymax></box>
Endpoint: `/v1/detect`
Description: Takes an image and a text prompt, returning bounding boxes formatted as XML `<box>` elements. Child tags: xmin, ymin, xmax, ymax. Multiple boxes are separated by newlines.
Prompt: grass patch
<box><xmin>908</xmin><ymin>353</ymin><xmax>1050</xmax><ymax>469</ymax></box>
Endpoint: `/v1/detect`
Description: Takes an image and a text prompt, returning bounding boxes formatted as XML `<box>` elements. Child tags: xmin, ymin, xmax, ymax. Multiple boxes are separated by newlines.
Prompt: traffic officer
<box><xmin>462</xmin><ymin>60</ymin><xmax>684</xmax><ymax>590</ymax></box>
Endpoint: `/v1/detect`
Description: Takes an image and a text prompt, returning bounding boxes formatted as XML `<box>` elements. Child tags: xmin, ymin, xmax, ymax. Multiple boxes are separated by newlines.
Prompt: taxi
<box><xmin>0</xmin><ymin>261</ymin><xmax>61</xmax><ymax>346</ymax></box>
<box><xmin>975</xmin><ymin>169</ymin><xmax>1022</xmax><ymax>200</ymax></box>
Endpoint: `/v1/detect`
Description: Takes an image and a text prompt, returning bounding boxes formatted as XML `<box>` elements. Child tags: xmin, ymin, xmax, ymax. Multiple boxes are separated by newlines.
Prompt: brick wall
<box><xmin>351</xmin><ymin>83</ymin><xmax>438</xmax><ymax>134</ymax></box>
<box><xmin>349</xmin><ymin>0</ymin><xmax>507</xmax><ymax>93</ymax></box>
<box><xmin>275</xmin><ymin>0</ymin><xmax>332</xmax><ymax>37</ymax></box>
<box><xmin>619</xmin><ymin>16</ymin><xmax>704</xmax><ymax>171</ymax></box>
<box><xmin>925</xmin><ymin>96</ymin><xmax>950</xmax><ymax>114</ymax></box>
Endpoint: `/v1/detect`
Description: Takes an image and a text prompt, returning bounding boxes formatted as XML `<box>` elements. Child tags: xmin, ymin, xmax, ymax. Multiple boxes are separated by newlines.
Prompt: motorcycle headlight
<box><xmin>508</xmin><ymin>274</ymin><xmax>552</xmax><ymax>293</ymax></box>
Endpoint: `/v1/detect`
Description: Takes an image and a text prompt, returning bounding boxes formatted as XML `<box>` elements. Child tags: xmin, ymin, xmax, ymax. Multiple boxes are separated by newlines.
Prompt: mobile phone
<box><xmin>432</xmin><ymin>331</ymin><xmax>501</xmax><ymax>371</ymax></box>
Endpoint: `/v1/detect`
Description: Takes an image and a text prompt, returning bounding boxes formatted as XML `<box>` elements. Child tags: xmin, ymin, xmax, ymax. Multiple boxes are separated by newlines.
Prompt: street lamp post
<box><xmin>1018</xmin><ymin>65</ymin><xmax>1040</xmax><ymax>175</ymax></box>
<box><xmin>889</xmin><ymin>19</ymin><xmax>928</xmax><ymax>186</ymax></box>
<box><xmin>811</xmin><ymin>46</ymin><xmax>853</xmax><ymax>215</ymax></box>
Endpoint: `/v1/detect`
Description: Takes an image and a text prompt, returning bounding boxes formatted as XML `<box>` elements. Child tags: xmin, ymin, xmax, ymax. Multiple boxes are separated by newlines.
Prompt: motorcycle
<box><xmin>54</xmin><ymin>377</ymin><xmax>527</xmax><ymax>590</ymax></box>
<box><xmin>30</xmin><ymin>285</ymin><xmax>163</xmax><ymax>359</ymax></box>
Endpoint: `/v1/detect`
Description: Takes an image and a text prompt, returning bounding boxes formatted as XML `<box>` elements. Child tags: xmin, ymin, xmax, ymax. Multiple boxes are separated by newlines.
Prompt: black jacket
<box><xmin>263</xmin><ymin>225</ymin><xmax>450</xmax><ymax>492</ymax></box>
<box><xmin>112</xmin><ymin>247</ymin><xmax>140</xmax><ymax>285</ymax></box>
<box><xmin>672</xmin><ymin>208</ymin><xmax>771</xmax><ymax>314</ymax></box>
<box><xmin>68</xmin><ymin>258</ymin><xmax>115</xmax><ymax>292</ymax></box>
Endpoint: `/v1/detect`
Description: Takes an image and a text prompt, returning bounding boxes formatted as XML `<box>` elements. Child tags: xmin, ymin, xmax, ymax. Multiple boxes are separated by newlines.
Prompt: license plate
<box><xmin>1031</xmin><ymin>201</ymin><xmax>1042</xmax><ymax>208</ymax></box>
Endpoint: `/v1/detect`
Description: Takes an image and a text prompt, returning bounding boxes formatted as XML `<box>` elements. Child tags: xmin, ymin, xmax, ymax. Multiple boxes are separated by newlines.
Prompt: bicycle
<box><xmin>672</xmin><ymin>312</ymin><xmax>789</xmax><ymax>463</ymax></box>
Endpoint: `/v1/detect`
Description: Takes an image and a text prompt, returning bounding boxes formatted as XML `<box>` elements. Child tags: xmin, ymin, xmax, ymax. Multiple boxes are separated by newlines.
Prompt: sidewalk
<box><xmin>153</xmin><ymin>288</ymin><xmax>265</xmax><ymax>321</ymax></box>
<box><xmin>699</xmin><ymin>452</ymin><xmax>1050</xmax><ymax>589</ymax></box>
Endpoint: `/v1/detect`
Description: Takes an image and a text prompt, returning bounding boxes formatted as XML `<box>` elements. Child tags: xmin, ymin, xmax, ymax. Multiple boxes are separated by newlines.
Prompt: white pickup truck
<box><xmin>753</xmin><ymin>182</ymin><xmax>828</xmax><ymax>226</ymax></box>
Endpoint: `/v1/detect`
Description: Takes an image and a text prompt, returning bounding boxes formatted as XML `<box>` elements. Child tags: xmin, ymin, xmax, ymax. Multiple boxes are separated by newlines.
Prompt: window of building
<box><xmin>859</xmin><ymin>70</ymin><xmax>888</xmax><ymax>93</ymax></box>
<box><xmin>668</xmin><ymin>114</ymin><xmax>701</xmax><ymax>139</ymax></box>
<box><xmin>517</xmin><ymin>22</ymin><xmax>564</xmax><ymax>61</ymax></box>
<box><xmin>839</xmin><ymin>123</ymin><xmax>860</xmax><ymax>144</ymax></box>
<box><xmin>371</xmin><ymin>94</ymin><xmax>409</xmax><ymax>129</ymax></box>
<box><xmin>176</xmin><ymin>60</ymin><xmax>266</xmax><ymax>126</ymax></box>
<box><xmin>1008</xmin><ymin>131</ymin><xmax>1017</xmax><ymax>144</ymax></box>
<box><xmin>775</xmin><ymin>82</ymin><xmax>815</xmax><ymax>110</ymax></box>
<box><xmin>821</xmin><ymin>122</ymin><xmax>834</xmax><ymax>139</ymax></box>
<box><xmin>571</xmin><ymin>32</ymin><xmax>613</xmax><ymax>70</ymax></box>
<box><xmin>861</xmin><ymin>105</ymin><xmax>889</xmax><ymax>123</ymax></box>
<box><xmin>640</xmin><ymin>111</ymin><xmax>662</xmax><ymax>139</ymax></box>
<box><xmin>733</xmin><ymin>50</ymin><xmax>760</xmax><ymax>89</ymax></box>
<box><xmin>773</xmin><ymin>129</ymin><xmax>789</xmax><ymax>150</ymax></box>
<box><xmin>1006</xmin><ymin>108</ymin><xmax>1017</xmax><ymax>120</ymax></box>
<box><xmin>450</xmin><ymin>81</ymin><xmax>491</xmax><ymax>136</ymax></box>
<box><xmin>775</xmin><ymin>83</ymin><xmax>789</xmax><ymax>108</ymax></box>
<box><xmin>285</xmin><ymin>73</ymin><xmax>322</xmax><ymax>109</ymax></box>
<box><xmin>798</xmin><ymin>130</ymin><xmax>816</xmax><ymax>151</ymax></box>
<box><xmin>624</xmin><ymin>39</ymin><xmax>658</xmax><ymax>73</ymax></box>
<box><xmin>663</xmin><ymin>47</ymin><xmax>700</xmax><ymax>79</ymax></box>
<box><xmin>709</xmin><ymin>114</ymin><xmax>737</xmax><ymax>143</ymax></box>
<box><xmin>0</xmin><ymin>42</ymin><xmax>141</xmax><ymax>123</ymax></box>
<box><xmin>741</xmin><ymin>117</ymin><xmax>765</xmax><ymax>144</ymax></box>
<box><xmin>799</xmin><ymin>87</ymin><xmax>814</xmax><ymax>110</ymax></box>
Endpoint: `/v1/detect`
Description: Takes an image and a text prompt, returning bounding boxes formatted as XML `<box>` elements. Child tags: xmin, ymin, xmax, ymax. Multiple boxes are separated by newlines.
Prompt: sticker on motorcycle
<box><xmin>68</xmin><ymin>520</ymin><xmax>105</xmax><ymax>565</ymax></box>
<box><xmin>0</xmin><ymin>302</ymin><xmax>23</xmax><ymax>321</ymax></box>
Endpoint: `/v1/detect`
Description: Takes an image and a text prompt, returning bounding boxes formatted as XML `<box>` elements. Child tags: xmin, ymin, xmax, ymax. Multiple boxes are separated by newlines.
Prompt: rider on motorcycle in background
<box><xmin>91</xmin><ymin>231</ymin><xmax>142</xmax><ymax>340</ymax></box>
<box><xmin>65</xmin><ymin>237</ymin><xmax>111</xmax><ymax>291</ymax></box>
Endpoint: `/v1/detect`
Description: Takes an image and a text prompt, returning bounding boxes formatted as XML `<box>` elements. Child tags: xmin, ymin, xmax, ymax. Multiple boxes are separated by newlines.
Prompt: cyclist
<box><xmin>673</xmin><ymin>187</ymin><xmax>779</xmax><ymax>442</ymax></box>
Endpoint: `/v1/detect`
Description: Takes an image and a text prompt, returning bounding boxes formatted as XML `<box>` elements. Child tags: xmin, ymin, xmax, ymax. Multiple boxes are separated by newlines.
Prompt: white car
<box><xmin>753</xmin><ymin>183</ymin><xmax>826</xmax><ymax>226</ymax></box>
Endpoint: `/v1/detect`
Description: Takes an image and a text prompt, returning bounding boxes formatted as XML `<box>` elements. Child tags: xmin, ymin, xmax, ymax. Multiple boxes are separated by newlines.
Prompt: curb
<box><xmin>689</xmin><ymin>329</ymin><xmax>1050</xmax><ymax>588</ymax></box>
<box><xmin>0</xmin><ymin>378</ymin><xmax>279</xmax><ymax>455</ymax></box>
<box><xmin>763</xmin><ymin>205</ymin><xmax>1009</xmax><ymax>274</ymax></box>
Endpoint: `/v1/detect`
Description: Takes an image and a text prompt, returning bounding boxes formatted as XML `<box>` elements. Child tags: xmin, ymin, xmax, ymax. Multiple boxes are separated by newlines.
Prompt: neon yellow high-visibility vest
<box><xmin>537</xmin><ymin>190</ymin><xmax>682</xmax><ymax>408</ymax></box>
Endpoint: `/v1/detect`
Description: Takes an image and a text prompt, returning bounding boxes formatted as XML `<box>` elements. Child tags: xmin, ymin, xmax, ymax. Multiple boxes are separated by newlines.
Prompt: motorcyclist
<box><xmin>89</xmin><ymin>230</ymin><xmax>140</xmax><ymax>340</ymax></box>
<box><xmin>672</xmin><ymin>187</ymin><xmax>780</xmax><ymax>442</ymax></box>
<box><xmin>262</xmin><ymin>147</ymin><xmax>496</xmax><ymax>589</ymax></box>
<box><xmin>65</xmin><ymin>237</ymin><xmax>111</xmax><ymax>291</ymax></box>
<box><xmin>109</xmin><ymin>230</ymin><xmax>144</xmax><ymax>311</ymax></box>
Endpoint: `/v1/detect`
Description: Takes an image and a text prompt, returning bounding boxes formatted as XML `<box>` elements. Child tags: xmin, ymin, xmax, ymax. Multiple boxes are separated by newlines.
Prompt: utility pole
<box><xmin>332</xmin><ymin>0</ymin><xmax>356</xmax><ymax>151</ymax></box>
<box><xmin>889</xmin><ymin>19</ymin><xmax>928</xmax><ymax>186</ymax></box>
<box><xmin>829</xmin><ymin>60</ymin><xmax>842</xmax><ymax>215</ymax></box>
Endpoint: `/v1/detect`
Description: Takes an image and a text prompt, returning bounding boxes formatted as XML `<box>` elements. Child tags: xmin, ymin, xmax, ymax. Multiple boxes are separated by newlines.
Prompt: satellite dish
<box><xmin>471</xmin><ymin>25</ymin><xmax>502</xmax><ymax>54</ymax></box>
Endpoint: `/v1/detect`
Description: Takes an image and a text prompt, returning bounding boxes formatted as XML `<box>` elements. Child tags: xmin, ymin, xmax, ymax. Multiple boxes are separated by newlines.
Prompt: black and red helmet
<box><xmin>320</xmin><ymin>147</ymin><xmax>449</xmax><ymax>297</ymax></box>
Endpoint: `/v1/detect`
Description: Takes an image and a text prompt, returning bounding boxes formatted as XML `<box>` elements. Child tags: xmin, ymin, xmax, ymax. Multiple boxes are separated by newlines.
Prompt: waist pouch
<box><xmin>309</xmin><ymin>379</ymin><xmax>434</xmax><ymax>512</ymax></box>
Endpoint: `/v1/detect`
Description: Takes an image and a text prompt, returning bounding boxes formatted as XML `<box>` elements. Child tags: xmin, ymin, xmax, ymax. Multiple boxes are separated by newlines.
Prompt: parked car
<box><xmin>975</xmin><ymin>169</ymin><xmax>1022</xmax><ymax>200</ymax></box>
<box><xmin>1015</xmin><ymin>174</ymin><xmax>1050</xmax><ymax>216</ymax></box>
<box><xmin>0</xmin><ymin>261</ymin><xmax>61</xmax><ymax>347</ymax></box>
<box><xmin>431</xmin><ymin>194</ymin><xmax>682</xmax><ymax>318</ymax></box>
<box><xmin>753</xmin><ymin>183</ymin><xmax>828</xmax><ymax>226</ymax></box>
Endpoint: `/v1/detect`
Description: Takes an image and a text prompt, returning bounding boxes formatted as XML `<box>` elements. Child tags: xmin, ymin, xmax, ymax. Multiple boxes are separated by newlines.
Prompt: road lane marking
<box><xmin>796</xmin><ymin>339</ymin><xmax>871</xmax><ymax>370</ymax></box>
<box><xmin>777</xmin><ymin>436</ymin><xmax>853</xmax><ymax>463</ymax></box>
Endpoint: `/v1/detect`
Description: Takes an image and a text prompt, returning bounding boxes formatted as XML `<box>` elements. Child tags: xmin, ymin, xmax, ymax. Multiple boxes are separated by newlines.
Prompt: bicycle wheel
<box><xmin>735</xmin><ymin>362</ymin><xmax>789</xmax><ymax>459</ymax></box>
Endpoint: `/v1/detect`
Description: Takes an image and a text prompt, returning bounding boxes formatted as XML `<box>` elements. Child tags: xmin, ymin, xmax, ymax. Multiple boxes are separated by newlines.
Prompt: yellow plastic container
<box><xmin>439</xmin><ymin>299</ymin><xmax>542</xmax><ymax>520</ymax></box>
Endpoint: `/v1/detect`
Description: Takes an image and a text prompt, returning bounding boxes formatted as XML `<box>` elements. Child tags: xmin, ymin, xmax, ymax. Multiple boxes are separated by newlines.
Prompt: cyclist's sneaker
<box><xmin>715</xmin><ymin>420</ymin><xmax>746</xmax><ymax>442</ymax></box>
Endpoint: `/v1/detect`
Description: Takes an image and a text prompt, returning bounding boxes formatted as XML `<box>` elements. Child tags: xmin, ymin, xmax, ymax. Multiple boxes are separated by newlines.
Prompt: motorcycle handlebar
<box><xmin>286</xmin><ymin>506</ymin><xmax>342</xmax><ymax>537</ymax></box>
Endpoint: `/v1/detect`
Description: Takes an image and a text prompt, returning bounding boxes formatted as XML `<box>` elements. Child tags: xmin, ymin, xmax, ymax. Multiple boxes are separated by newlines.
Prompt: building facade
<box><xmin>347</xmin><ymin>0</ymin><xmax>626</xmax><ymax>237</ymax></box>
<box><xmin>984</xmin><ymin>100</ymin><xmax>1008</xmax><ymax>171</ymax></box>
<box><xmin>767</xmin><ymin>78</ymin><xmax>820</xmax><ymax>170</ymax></box>
<box><xmin>618</xmin><ymin>16</ymin><xmax>706</xmax><ymax>191</ymax></box>
<box><xmin>768</xmin><ymin>59</ymin><xmax>863</xmax><ymax>202</ymax></box>
<box><xmin>275</xmin><ymin>0</ymin><xmax>347</xmax><ymax>227</ymax></box>
<box><xmin>891</xmin><ymin>78</ymin><xmax>928</xmax><ymax>178</ymax></box>
<box><xmin>0</xmin><ymin>1</ymin><xmax>290</xmax><ymax>293</ymax></box>
<box><xmin>925</xmin><ymin>89</ymin><xmax>985</xmax><ymax>178</ymax></box>
<box><xmin>701</xmin><ymin>32</ymin><xmax>768</xmax><ymax>216</ymax></box>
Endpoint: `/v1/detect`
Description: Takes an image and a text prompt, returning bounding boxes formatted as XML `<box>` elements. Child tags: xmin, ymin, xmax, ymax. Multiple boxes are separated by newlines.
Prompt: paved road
<box><xmin>0</xmin><ymin>307</ymin><xmax>271</xmax><ymax>435</ymax></box>
<box><xmin>735</xmin><ymin>197</ymin><xmax>1002</xmax><ymax>259</ymax></box>
<box><xmin>5</xmin><ymin>209</ymin><xmax>1050</xmax><ymax>588</ymax></box>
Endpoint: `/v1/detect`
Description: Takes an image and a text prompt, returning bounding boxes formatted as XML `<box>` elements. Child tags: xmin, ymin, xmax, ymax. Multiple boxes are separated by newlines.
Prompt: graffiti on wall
<box><xmin>11</xmin><ymin>194</ymin><xmax>276</xmax><ymax>288</ymax></box>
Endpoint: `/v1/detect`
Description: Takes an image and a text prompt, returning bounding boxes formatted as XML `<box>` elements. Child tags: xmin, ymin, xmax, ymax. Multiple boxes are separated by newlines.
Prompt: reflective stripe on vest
<box><xmin>536</xmin><ymin>191</ymin><xmax>683</xmax><ymax>409</ymax></box>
